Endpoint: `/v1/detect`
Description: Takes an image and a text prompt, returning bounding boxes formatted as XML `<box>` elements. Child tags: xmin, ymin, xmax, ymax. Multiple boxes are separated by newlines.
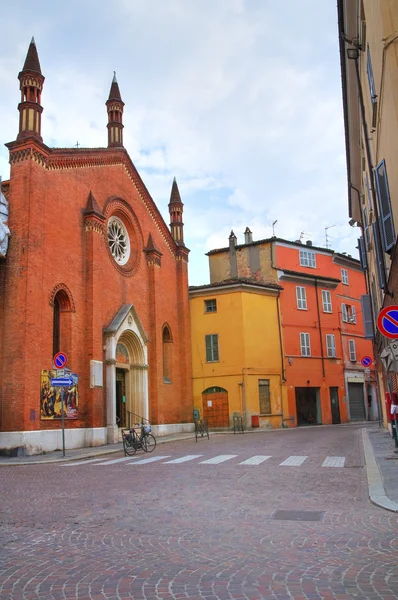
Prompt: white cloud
<box><xmin>0</xmin><ymin>1</ymin><xmax>356</xmax><ymax>287</ymax></box>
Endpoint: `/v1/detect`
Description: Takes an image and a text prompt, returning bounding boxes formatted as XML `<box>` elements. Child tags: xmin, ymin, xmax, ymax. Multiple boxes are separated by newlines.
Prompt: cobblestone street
<box><xmin>1</xmin><ymin>424</ymin><xmax>398</xmax><ymax>599</ymax></box>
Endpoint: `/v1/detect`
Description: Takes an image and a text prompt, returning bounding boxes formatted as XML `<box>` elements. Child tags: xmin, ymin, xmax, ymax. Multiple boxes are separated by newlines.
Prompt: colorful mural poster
<box><xmin>40</xmin><ymin>369</ymin><xmax>78</xmax><ymax>420</ymax></box>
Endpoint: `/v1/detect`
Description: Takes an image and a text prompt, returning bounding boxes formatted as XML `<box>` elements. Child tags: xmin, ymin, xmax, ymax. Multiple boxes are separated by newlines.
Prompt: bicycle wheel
<box><xmin>142</xmin><ymin>434</ymin><xmax>156</xmax><ymax>452</ymax></box>
<box><xmin>123</xmin><ymin>432</ymin><xmax>137</xmax><ymax>456</ymax></box>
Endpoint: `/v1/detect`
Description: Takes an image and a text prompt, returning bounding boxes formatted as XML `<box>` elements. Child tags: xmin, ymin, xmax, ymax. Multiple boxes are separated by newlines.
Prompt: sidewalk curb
<box><xmin>362</xmin><ymin>428</ymin><xmax>398</xmax><ymax>513</ymax></box>
<box><xmin>0</xmin><ymin>433</ymin><xmax>201</xmax><ymax>466</ymax></box>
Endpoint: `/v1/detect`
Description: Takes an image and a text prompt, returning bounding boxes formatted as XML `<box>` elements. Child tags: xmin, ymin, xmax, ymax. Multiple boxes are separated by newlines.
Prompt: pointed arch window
<box><xmin>50</xmin><ymin>286</ymin><xmax>75</xmax><ymax>363</ymax></box>
<box><xmin>162</xmin><ymin>326</ymin><xmax>173</xmax><ymax>383</ymax></box>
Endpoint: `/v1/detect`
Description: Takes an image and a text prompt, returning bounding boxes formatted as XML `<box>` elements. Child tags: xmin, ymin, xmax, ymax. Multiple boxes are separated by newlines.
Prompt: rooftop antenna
<box><xmin>272</xmin><ymin>220</ymin><xmax>278</xmax><ymax>236</ymax></box>
<box><xmin>325</xmin><ymin>225</ymin><xmax>335</xmax><ymax>249</ymax></box>
<box><xmin>299</xmin><ymin>231</ymin><xmax>307</xmax><ymax>242</ymax></box>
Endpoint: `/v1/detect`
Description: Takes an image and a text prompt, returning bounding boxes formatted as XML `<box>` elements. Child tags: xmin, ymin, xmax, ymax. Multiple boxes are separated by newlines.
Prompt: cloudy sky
<box><xmin>0</xmin><ymin>0</ymin><xmax>359</xmax><ymax>285</ymax></box>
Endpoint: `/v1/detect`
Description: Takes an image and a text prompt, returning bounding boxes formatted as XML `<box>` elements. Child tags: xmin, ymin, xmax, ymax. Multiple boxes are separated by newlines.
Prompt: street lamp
<box><xmin>346</xmin><ymin>47</ymin><xmax>360</xmax><ymax>60</ymax></box>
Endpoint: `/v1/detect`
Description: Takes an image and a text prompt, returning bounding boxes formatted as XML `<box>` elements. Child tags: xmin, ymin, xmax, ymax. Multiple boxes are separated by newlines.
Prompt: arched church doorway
<box><xmin>104</xmin><ymin>304</ymin><xmax>149</xmax><ymax>444</ymax></box>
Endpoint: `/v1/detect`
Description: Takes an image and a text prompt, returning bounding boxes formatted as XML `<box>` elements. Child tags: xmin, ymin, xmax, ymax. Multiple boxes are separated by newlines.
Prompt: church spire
<box><xmin>17</xmin><ymin>37</ymin><xmax>45</xmax><ymax>141</ymax></box>
<box><xmin>168</xmin><ymin>178</ymin><xmax>184</xmax><ymax>245</ymax></box>
<box><xmin>106</xmin><ymin>72</ymin><xmax>124</xmax><ymax>148</ymax></box>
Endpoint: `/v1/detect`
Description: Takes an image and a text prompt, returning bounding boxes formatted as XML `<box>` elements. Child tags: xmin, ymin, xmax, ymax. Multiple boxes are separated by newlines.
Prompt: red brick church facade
<box><xmin>0</xmin><ymin>39</ymin><xmax>193</xmax><ymax>454</ymax></box>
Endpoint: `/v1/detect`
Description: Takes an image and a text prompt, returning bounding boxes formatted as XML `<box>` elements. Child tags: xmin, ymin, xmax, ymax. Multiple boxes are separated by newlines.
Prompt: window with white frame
<box><xmin>205</xmin><ymin>334</ymin><xmax>219</xmax><ymax>362</ymax></box>
<box><xmin>342</xmin><ymin>303</ymin><xmax>356</xmax><ymax>324</ymax></box>
<box><xmin>326</xmin><ymin>334</ymin><xmax>336</xmax><ymax>358</ymax></box>
<box><xmin>322</xmin><ymin>290</ymin><xmax>332</xmax><ymax>313</ymax></box>
<box><xmin>300</xmin><ymin>332</ymin><xmax>311</xmax><ymax>356</ymax></box>
<box><xmin>296</xmin><ymin>286</ymin><xmax>307</xmax><ymax>310</ymax></box>
<box><xmin>348</xmin><ymin>339</ymin><xmax>357</xmax><ymax>362</ymax></box>
<box><xmin>341</xmin><ymin>269</ymin><xmax>349</xmax><ymax>285</ymax></box>
<box><xmin>299</xmin><ymin>249</ymin><xmax>316</xmax><ymax>268</ymax></box>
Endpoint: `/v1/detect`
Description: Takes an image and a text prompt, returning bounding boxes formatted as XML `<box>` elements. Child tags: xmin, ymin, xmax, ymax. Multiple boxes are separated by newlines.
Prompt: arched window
<box><xmin>53</xmin><ymin>295</ymin><xmax>60</xmax><ymax>357</ymax></box>
<box><xmin>162</xmin><ymin>326</ymin><xmax>173</xmax><ymax>383</ymax></box>
<box><xmin>50</xmin><ymin>286</ymin><xmax>74</xmax><ymax>364</ymax></box>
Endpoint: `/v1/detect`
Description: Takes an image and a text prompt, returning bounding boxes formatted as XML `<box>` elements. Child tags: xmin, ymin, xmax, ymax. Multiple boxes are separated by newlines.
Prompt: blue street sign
<box><xmin>361</xmin><ymin>356</ymin><xmax>372</xmax><ymax>367</ymax></box>
<box><xmin>51</xmin><ymin>377</ymin><xmax>74</xmax><ymax>386</ymax></box>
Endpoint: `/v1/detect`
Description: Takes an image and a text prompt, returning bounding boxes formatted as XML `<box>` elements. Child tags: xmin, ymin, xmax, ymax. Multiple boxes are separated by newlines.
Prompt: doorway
<box><xmin>202</xmin><ymin>387</ymin><xmax>229</xmax><ymax>427</ymax></box>
<box><xmin>116</xmin><ymin>368</ymin><xmax>127</xmax><ymax>428</ymax></box>
<box><xmin>347</xmin><ymin>382</ymin><xmax>366</xmax><ymax>421</ymax></box>
<box><xmin>329</xmin><ymin>387</ymin><xmax>341</xmax><ymax>424</ymax></box>
<box><xmin>295</xmin><ymin>387</ymin><xmax>321</xmax><ymax>425</ymax></box>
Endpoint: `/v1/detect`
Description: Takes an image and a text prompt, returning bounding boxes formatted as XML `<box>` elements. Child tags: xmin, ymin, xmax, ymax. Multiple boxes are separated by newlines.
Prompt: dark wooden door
<box><xmin>202</xmin><ymin>392</ymin><xmax>229</xmax><ymax>427</ymax></box>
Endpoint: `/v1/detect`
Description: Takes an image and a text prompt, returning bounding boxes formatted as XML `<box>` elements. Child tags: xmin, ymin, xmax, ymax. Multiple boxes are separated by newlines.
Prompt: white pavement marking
<box><xmin>163</xmin><ymin>455</ymin><xmax>203</xmax><ymax>464</ymax></box>
<box><xmin>128</xmin><ymin>455</ymin><xmax>171</xmax><ymax>465</ymax></box>
<box><xmin>239</xmin><ymin>456</ymin><xmax>272</xmax><ymax>465</ymax></box>
<box><xmin>199</xmin><ymin>455</ymin><xmax>237</xmax><ymax>464</ymax></box>
<box><xmin>93</xmin><ymin>456</ymin><xmax>139</xmax><ymax>465</ymax></box>
<box><xmin>280</xmin><ymin>455</ymin><xmax>308</xmax><ymax>466</ymax></box>
<box><xmin>61</xmin><ymin>458</ymin><xmax>112</xmax><ymax>467</ymax></box>
<box><xmin>322</xmin><ymin>456</ymin><xmax>345</xmax><ymax>467</ymax></box>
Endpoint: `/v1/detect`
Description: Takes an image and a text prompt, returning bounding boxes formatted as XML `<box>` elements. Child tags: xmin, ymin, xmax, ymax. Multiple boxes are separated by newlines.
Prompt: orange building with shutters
<box><xmin>197</xmin><ymin>229</ymin><xmax>377</xmax><ymax>428</ymax></box>
<box><xmin>0</xmin><ymin>39</ymin><xmax>193</xmax><ymax>455</ymax></box>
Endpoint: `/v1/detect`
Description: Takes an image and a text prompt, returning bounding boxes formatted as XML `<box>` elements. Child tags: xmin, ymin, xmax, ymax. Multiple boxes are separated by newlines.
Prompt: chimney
<box><xmin>306</xmin><ymin>240</ymin><xmax>313</xmax><ymax>246</ymax></box>
<box><xmin>228</xmin><ymin>230</ymin><xmax>238</xmax><ymax>278</ymax></box>
<box><xmin>229</xmin><ymin>230</ymin><xmax>237</xmax><ymax>247</ymax></box>
<box><xmin>244</xmin><ymin>227</ymin><xmax>253</xmax><ymax>244</ymax></box>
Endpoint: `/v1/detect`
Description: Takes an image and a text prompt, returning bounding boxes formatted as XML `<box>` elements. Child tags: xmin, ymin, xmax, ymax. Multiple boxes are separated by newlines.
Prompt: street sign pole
<box><xmin>61</xmin><ymin>392</ymin><xmax>65</xmax><ymax>457</ymax></box>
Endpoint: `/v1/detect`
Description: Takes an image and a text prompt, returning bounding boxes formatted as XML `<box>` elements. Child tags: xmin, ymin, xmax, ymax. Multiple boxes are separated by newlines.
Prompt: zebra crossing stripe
<box><xmin>163</xmin><ymin>455</ymin><xmax>203</xmax><ymax>464</ymax></box>
<box><xmin>93</xmin><ymin>456</ymin><xmax>139</xmax><ymax>465</ymax></box>
<box><xmin>61</xmin><ymin>458</ymin><xmax>111</xmax><ymax>467</ymax></box>
<box><xmin>199</xmin><ymin>455</ymin><xmax>237</xmax><ymax>464</ymax></box>
<box><xmin>239</xmin><ymin>455</ymin><xmax>272</xmax><ymax>465</ymax></box>
<box><xmin>280</xmin><ymin>455</ymin><xmax>308</xmax><ymax>466</ymax></box>
<box><xmin>128</xmin><ymin>455</ymin><xmax>171</xmax><ymax>465</ymax></box>
<box><xmin>322</xmin><ymin>456</ymin><xmax>345</xmax><ymax>467</ymax></box>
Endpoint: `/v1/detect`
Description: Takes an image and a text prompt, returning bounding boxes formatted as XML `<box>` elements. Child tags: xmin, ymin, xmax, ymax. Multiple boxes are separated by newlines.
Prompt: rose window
<box><xmin>108</xmin><ymin>216</ymin><xmax>130</xmax><ymax>265</ymax></box>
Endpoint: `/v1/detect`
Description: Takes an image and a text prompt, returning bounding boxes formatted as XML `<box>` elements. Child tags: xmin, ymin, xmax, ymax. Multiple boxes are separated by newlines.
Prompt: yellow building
<box><xmin>189</xmin><ymin>277</ymin><xmax>288</xmax><ymax>430</ymax></box>
<box><xmin>338</xmin><ymin>0</ymin><xmax>398</xmax><ymax>419</ymax></box>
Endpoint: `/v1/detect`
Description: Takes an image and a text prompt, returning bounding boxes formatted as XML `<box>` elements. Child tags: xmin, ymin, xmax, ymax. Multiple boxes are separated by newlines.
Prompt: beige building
<box><xmin>338</xmin><ymin>0</ymin><xmax>398</xmax><ymax>421</ymax></box>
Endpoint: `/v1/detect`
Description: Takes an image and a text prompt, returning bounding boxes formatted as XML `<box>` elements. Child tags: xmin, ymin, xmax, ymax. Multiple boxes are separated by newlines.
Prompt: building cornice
<box><xmin>6</xmin><ymin>140</ymin><xmax>182</xmax><ymax>259</ymax></box>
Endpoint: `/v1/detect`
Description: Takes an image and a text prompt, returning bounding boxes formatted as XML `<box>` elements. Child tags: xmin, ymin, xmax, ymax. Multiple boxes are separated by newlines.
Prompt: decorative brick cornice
<box><xmin>6</xmin><ymin>143</ymin><xmax>184</xmax><ymax>260</ymax></box>
<box><xmin>84</xmin><ymin>220</ymin><xmax>105</xmax><ymax>234</ymax></box>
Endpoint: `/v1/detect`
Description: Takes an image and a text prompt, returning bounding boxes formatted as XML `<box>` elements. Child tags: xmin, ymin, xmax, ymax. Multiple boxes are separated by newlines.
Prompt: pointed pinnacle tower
<box><xmin>168</xmin><ymin>178</ymin><xmax>184</xmax><ymax>245</ymax></box>
<box><xmin>106</xmin><ymin>72</ymin><xmax>125</xmax><ymax>148</ymax></box>
<box><xmin>17</xmin><ymin>37</ymin><xmax>45</xmax><ymax>141</ymax></box>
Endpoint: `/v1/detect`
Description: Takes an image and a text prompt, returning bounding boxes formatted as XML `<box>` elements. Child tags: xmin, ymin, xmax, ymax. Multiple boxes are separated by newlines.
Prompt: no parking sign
<box><xmin>377</xmin><ymin>306</ymin><xmax>398</xmax><ymax>339</ymax></box>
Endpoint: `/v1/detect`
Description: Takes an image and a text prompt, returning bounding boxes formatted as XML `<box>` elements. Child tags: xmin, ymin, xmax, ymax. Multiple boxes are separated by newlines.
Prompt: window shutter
<box><xmin>358</xmin><ymin>237</ymin><xmax>368</xmax><ymax>271</ymax></box>
<box><xmin>372</xmin><ymin>223</ymin><xmax>387</xmax><ymax>289</ymax></box>
<box><xmin>374</xmin><ymin>160</ymin><xmax>395</xmax><ymax>252</ymax></box>
<box><xmin>361</xmin><ymin>294</ymin><xmax>374</xmax><ymax>340</ymax></box>
<box><xmin>351</xmin><ymin>305</ymin><xmax>356</xmax><ymax>324</ymax></box>
<box><xmin>342</xmin><ymin>304</ymin><xmax>348</xmax><ymax>322</ymax></box>
<box><xmin>366</xmin><ymin>45</ymin><xmax>377</xmax><ymax>103</ymax></box>
<box><xmin>212</xmin><ymin>335</ymin><xmax>219</xmax><ymax>361</ymax></box>
<box><xmin>205</xmin><ymin>335</ymin><xmax>212</xmax><ymax>361</ymax></box>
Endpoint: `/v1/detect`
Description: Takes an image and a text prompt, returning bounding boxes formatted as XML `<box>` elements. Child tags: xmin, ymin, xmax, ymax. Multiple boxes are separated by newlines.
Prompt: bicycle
<box><xmin>122</xmin><ymin>423</ymin><xmax>157</xmax><ymax>456</ymax></box>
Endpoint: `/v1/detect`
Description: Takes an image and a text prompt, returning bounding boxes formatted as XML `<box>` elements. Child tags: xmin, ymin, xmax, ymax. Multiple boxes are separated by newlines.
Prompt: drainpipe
<box><xmin>271</xmin><ymin>239</ymin><xmax>286</xmax><ymax>425</ymax></box>
<box><xmin>315</xmin><ymin>278</ymin><xmax>326</xmax><ymax>379</ymax></box>
<box><xmin>352</xmin><ymin>184</ymin><xmax>383</xmax><ymax>427</ymax></box>
<box><xmin>241</xmin><ymin>368</ymin><xmax>247</xmax><ymax>429</ymax></box>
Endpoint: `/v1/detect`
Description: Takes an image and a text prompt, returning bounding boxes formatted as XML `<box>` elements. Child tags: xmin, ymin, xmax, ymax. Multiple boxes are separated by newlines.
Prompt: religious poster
<box><xmin>40</xmin><ymin>370</ymin><xmax>79</xmax><ymax>420</ymax></box>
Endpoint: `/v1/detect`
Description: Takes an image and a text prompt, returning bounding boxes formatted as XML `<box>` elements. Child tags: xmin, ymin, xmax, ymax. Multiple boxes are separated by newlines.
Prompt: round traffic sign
<box><xmin>361</xmin><ymin>356</ymin><xmax>372</xmax><ymax>367</ymax></box>
<box><xmin>377</xmin><ymin>306</ymin><xmax>398</xmax><ymax>339</ymax></box>
<box><xmin>53</xmin><ymin>352</ymin><xmax>68</xmax><ymax>369</ymax></box>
